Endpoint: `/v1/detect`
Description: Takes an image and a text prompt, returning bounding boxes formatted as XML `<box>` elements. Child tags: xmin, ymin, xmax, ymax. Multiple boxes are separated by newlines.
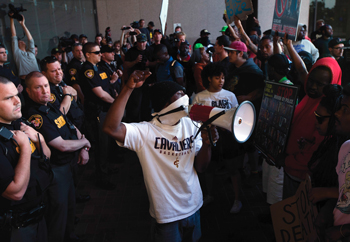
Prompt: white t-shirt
<box><xmin>284</xmin><ymin>39</ymin><xmax>319</xmax><ymax>63</ymax></box>
<box><xmin>193</xmin><ymin>89</ymin><xmax>238</xmax><ymax>109</ymax></box>
<box><xmin>334</xmin><ymin>140</ymin><xmax>350</xmax><ymax>226</ymax></box>
<box><xmin>117</xmin><ymin>117</ymin><xmax>203</xmax><ymax>224</ymax></box>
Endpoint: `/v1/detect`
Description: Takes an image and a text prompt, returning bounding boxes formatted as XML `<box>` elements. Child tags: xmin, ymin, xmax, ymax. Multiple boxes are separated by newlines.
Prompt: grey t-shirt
<box><xmin>12</xmin><ymin>36</ymin><xmax>39</xmax><ymax>76</ymax></box>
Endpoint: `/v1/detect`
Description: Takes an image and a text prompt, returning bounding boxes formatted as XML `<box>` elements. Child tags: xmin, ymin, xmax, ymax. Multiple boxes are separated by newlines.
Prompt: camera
<box><xmin>129</xmin><ymin>32</ymin><xmax>137</xmax><ymax>36</ymax></box>
<box><xmin>8</xmin><ymin>4</ymin><xmax>26</xmax><ymax>21</ymax></box>
<box><xmin>121</xmin><ymin>27</ymin><xmax>131</xmax><ymax>31</ymax></box>
<box><xmin>59</xmin><ymin>37</ymin><xmax>75</xmax><ymax>48</ymax></box>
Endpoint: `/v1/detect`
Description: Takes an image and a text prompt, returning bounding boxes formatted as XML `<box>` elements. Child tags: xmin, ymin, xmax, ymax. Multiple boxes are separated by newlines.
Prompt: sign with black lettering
<box><xmin>255</xmin><ymin>81</ymin><xmax>298</xmax><ymax>165</ymax></box>
<box><xmin>225</xmin><ymin>0</ymin><xmax>254</xmax><ymax>23</ymax></box>
<box><xmin>270</xmin><ymin>176</ymin><xmax>319</xmax><ymax>242</ymax></box>
<box><xmin>271</xmin><ymin>0</ymin><xmax>303</xmax><ymax>40</ymax></box>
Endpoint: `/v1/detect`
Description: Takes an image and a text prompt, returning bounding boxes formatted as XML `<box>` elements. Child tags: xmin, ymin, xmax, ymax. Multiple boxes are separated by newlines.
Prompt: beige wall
<box><xmin>96</xmin><ymin>0</ymin><xmax>310</xmax><ymax>45</ymax></box>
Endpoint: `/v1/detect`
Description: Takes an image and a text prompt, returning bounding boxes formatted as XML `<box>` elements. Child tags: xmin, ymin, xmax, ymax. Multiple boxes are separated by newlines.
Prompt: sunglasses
<box><xmin>89</xmin><ymin>51</ymin><xmax>101</xmax><ymax>55</ymax></box>
<box><xmin>314</xmin><ymin>111</ymin><xmax>331</xmax><ymax>124</ymax></box>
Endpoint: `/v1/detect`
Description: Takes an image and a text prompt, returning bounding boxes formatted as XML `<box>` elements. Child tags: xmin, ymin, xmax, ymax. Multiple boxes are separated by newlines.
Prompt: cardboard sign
<box><xmin>271</xmin><ymin>176</ymin><xmax>320</xmax><ymax>242</ymax></box>
<box><xmin>271</xmin><ymin>0</ymin><xmax>303</xmax><ymax>40</ymax></box>
<box><xmin>225</xmin><ymin>0</ymin><xmax>254</xmax><ymax>23</ymax></box>
<box><xmin>159</xmin><ymin>0</ymin><xmax>169</xmax><ymax>35</ymax></box>
<box><xmin>255</xmin><ymin>81</ymin><xmax>298</xmax><ymax>165</ymax></box>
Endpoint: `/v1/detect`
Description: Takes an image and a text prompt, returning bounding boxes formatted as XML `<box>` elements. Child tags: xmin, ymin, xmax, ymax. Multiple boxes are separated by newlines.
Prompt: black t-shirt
<box><xmin>0</xmin><ymin>119</ymin><xmax>51</xmax><ymax>213</ymax></box>
<box><xmin>124</xmin><ymin>46</ymin><xmax>151</xmax><ymax>75</ymax></box>
<box><xmin>65</xmin><ymin>58</ymin><xmax>84</xmax><ymax>87</ymax></box>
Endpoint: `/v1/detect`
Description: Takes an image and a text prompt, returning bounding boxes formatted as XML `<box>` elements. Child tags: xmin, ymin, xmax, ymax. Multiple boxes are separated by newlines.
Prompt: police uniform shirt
<box><xmin>98</xmin><ymin>60</ymin><xmax>121</xmax><ymax>94</ymax></box>
<box><xmin>26</xmin><ymin>102</ymin><xmax>78</xmax><ymax>165</ymax></box>
<box><xmin>65</xmin><ymin>58</ymin><xmax>83</xmax><ymax>87</ymax></box>
<box><xmin>0</xmin><ymin>65</ymin><xmax>20</xmax><ymax>87</ymax></box>
<box><xmin>79</xmin><ymin>61</ymin><xmax>114</xmax><ymax>112</ymax></box>
<box><xmin>48</xmin><ymin>82</ymin><xmax>85</xmax><ymax>130</ymax></box>
<box><xmin>0</xmin><ymin>119</ymin><xmax>51</xmax><ymax>213</ymax></box>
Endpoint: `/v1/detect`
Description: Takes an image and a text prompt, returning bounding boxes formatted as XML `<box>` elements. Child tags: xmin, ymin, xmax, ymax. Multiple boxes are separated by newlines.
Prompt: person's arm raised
<box><xmin>103</xmin><ymin>70</ymin><xmax>151</xmax><ymax>143</ymax></box>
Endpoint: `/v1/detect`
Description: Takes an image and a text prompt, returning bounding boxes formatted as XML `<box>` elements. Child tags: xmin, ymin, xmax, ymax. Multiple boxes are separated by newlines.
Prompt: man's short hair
<box><xmin>263</xmin><ymin>29</ymin><xmax>272</xmax><ymax>36</ymax></box>
<box><xmin>0</xmin><ymin>76</ymin><xmax>11</xmax><ymax>85</ymax></box>
<box><xmin>25</xmin><ymin>71</ymin><xmax>45</xmax><ymax>88</ymax></box>
<box><xmin>175</xmin><ymin>26</ymin><xmax>182</xmax><ymax>32</ymax></box>
<box><xmin>250</xmin><ymin>27</ymin><xmax>261</xmax><ymax>36</ymax></box>
<box><xmin>95</xmin><ymin>33</ymin><xmax>103</xmax><ymax>38</ymax></box>
<box><xmin>72</xmin><ymin>43</ymin><xmax>82</xmax><ymax>51</ymax></box>
<box><xmin>176</xmin><ymin>32</ymin><xmax>186</xmax><ymax>38</ymax></box>
<box><xmin>139</xmin><ymin>19</ymin><xmax>144</xmax><ymax>22</ymax></box>
<box><xmin>83</xmin><ymin>42</ymin><xmax>98</xmax><ymax>56</ymax></box>
<box><xmin>216</xmin><ymin>35</ymin><xmax>231</xmax><ymax>48</ymax></box>
<box><xmin>316</xmin><ymin>19</ymin><xmax>325</xmax><ymax>24</ymax></box>
<box><xmin>0</xmin><ymin>44</ymin><xmax>5</xmax><ymax>49</ymax></box>
<box><xmin>201</xmin><ymin>62</ymin><xmax>227</xmax><ymax>88</ymax></box>
<box><xmin>260</xmin><ymin>35</ymin><xmax>273</xmax><ymax>43</ymax></box>
<box><xmin>320</xmin><ymin>24</ymin><xmax>331</xmax><ymax>34</ymax></box>
<box><xmin>40</xmin><ymin>56</ymin><xmax>59</xmax><ymax>72</ymax></box>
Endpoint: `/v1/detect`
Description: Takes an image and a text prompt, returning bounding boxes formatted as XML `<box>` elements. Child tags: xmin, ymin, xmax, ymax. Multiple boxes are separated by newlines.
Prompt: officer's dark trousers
<box><xmin>45</xmin><ymin>163</ymin><xmax>75</xmax><ymax>242</ymax></box>
<box><xmin>10</xmin><ymin>217</ymin><xmax>47</xmax><ymax>242</ymax></box>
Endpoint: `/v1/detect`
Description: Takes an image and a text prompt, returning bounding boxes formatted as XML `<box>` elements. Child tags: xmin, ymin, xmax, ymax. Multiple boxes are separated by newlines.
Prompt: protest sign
<box><xmin>270</xmin><ymin>176</ymin><xmax>320</xmax><ymax>242</ymax></box>
<box><xmin>159</xmin><ymin>0</ymin><xmax>169</xmax><ymax>35</ymax></box>
<box><xmin>255</xmin><ymin>81</ymin><xmax>298</xmax><ymax>165</ymax></box>
<box><xmin>225</xmin><ymin>0</ymin><xmax>254</xmax><ymax>24</ymax></box>
<box><xmin>271</xmin><ymin>0</ymin><xmax>303</xmax><ymax>40</ymax></box>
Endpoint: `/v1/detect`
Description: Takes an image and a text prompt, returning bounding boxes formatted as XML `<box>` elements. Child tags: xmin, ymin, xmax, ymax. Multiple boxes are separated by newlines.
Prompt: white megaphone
<box><xmin>189</xmin><ymin>101</ymin><xmax>256</xmax><ymax>143</ymax></box>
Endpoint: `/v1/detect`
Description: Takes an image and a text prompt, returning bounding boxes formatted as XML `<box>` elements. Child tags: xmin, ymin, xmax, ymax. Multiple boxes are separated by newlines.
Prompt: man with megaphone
<box><xmin>103</xmin><ymin>70</ymin><xmax>218</xmax><ymax>242</ymax></box>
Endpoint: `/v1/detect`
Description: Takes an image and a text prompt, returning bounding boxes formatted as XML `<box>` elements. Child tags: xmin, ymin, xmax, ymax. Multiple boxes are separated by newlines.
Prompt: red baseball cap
<box><xmin>223</xmin><ymin>41</ymin><xmax>247</xmax><ymax>52</ymax></box>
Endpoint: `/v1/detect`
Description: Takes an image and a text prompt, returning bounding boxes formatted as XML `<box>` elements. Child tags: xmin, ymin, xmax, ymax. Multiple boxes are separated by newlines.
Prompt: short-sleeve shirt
<box><xmin>156</xmin><ymin>56</ymin><xmax>184</xmax><ymax>82</ymax></box>
<box><xmin>116</xmin><ymin>117</ymin><xmax>203</xmax><ymax>223</ymax></box>
<box><xmin>124</xmin><ymin>46</ymin><xmax>151</xmax><ymax>75</ymax></box>
<box><xmin>26</xmin><ymin>102</ymin><xmax>78</xmax><ymax>165</ymax></box>
<box><xmin>65</xmin><ymin>58</ymin><xmax>84</xmax><ymax>87</ymax></box>
<box><xmin>79</xmin><ymin>61</ymin><xmax>114</xmax><ymax>113</ymax></box>
<box><xmin>193</xmin><ymin>89</ymin><xmax>238</xmax><ymax>109</ymax></box>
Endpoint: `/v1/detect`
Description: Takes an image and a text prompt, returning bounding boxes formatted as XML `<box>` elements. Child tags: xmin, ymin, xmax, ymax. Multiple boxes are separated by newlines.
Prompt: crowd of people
<box><xmin>0</xmin><ymin>10</ymin><xmax>350</xmax><ymax>242</ymax></box>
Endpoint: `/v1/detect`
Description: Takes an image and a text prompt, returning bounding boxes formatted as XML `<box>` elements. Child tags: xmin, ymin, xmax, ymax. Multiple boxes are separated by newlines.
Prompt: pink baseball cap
<box><xmin>223</xmin><ymin>41</ymin><xmax>248</xmax><ymax>52</ymax></box>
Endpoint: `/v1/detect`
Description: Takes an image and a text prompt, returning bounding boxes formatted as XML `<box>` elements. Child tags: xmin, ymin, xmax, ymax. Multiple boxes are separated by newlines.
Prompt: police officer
<box><xmin>79</xmin><ymin>42</ymin><xmax>117</xmax><ymax>190</ymax></box>
<box><xmin>65</xmin><ymin>44</ymin><xmax>85</xmax><ymax>103</ymax></box>
<box><xmin>98</xmin><ymin>45</ymin><xmax>123</xmax><ymax>95</ymax></box>
<box><xmin>40</xmin><ymin>56</ymin><xmax>84</xmax><ymax>130</ymax></box>
<box><xmin>24</xmin><ymin>72</ymin><xmax>90</xmax><ymax>242</ymax></box>
<box><xmin>0</xmin><ymin>76</ymin><xmax>52</xmax><ymax>242</ymax></box>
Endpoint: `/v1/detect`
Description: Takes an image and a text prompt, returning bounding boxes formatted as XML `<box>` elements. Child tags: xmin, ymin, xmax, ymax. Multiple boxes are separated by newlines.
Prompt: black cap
<box><xmin>101</xmin><ymin>45</ymin><xmax>114</xmax><ymax>53</ymax></box>
<box><xmin>268</xmin><ymin>54</ymin><xmax>290</xmax><ymax>76</ymax></box>
<box><xmin>329</xmin><ymin>38</ymin><xmax>342</xmax><ymax>48</ymax></box>
<box><xmin>79</xmin><ymin>34</ymin><xmax>87</xmax><ymax>39</ymax></box>
<box><xmin>200</xmin><ymin>29</ymin><xmax>211</xmax><ymax>36</ymax></box>
<box><xmin>137</xmin><ymin>34</ymin><xmax>147</xmax><ymax>42</ymax></box>
<box><xmin>154</xmin><ymin>29</ymin><xmax>162</xmax><ymax>34</ymax></box>
<box><xmin>148</xmin><ymin>21</ymin><xmax>155</xmax><ymax>27</ymax></box>
<box><xmin>51</xmin><ymin>48</ymin><xmax>62</xmax><ymax>55</ymax></box>
<box><xmin>151</xmin><ymin>81</ymin><xmax>186</xmax><ymax>112</ymax></box>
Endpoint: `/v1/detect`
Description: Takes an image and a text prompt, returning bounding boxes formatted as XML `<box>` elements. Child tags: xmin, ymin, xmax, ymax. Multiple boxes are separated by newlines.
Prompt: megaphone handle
<box><xmin>206</xmin><ymin>126</ymin><xmax>216</xmax><ymax>147</ymax></box>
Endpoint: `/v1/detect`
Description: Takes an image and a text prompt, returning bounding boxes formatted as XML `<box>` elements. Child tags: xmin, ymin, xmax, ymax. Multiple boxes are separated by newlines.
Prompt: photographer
<box><xmin>10</xmin><ymin>14</ymin><xmax>39</xmax><ymax>80</ymax></box>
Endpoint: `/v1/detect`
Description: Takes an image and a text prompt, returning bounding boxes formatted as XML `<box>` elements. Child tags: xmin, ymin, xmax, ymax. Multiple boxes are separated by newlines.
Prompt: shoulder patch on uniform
<box><xmin>84</xmin><ymin>69</ymin><xmax>94</xmax><ymax>79</ymax></box>
<box><xmin>49</xmin><ymin>93</ymin><xmax>56</xmax><ymax>103</ymax></box>
<box><xmin>99</xmin><ymin>72</ymin><xmax>108</xmax><ymax>80</ymax></box>
<box><xmin>28</xmin><ymin>114</ymin><xmax>43</xmax><ymax>129</ymax></box>
<box><xmin>69</xmin><ymin>68</ymin><xmax>77</xmax><ymax>76</ymax></box>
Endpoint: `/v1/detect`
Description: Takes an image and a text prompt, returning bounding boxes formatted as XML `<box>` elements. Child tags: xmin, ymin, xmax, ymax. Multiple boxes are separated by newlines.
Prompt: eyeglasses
<box><xmin>89</xmin><ymin>51</ymin><xmax>101</xmax><ymax>55</ymax></box>
<box><xmin>314</xmin><ymin>111</ymin><xmax>331</xmax><ymax>124</ymax></box>
<box><xmin>333</xmin><ymin>47</ymin><xmax>344</xmax><ymax>50</ymax></box>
